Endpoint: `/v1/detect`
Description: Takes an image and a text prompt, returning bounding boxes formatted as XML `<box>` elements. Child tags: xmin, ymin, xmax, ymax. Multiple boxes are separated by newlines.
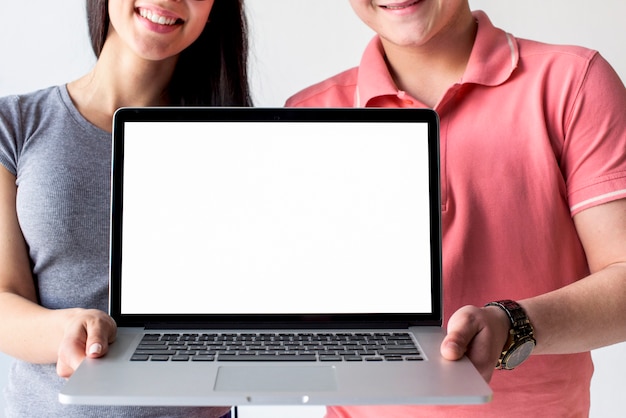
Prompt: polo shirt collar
<box><xmin>355</xmin><ymin>10</ymin><xmax>519</xmax><ymax>107</ymax></box>
<box><xmin>462</xmin><ymin>11</ymin><xmax>519</xmax><ymax>86</ymax></box>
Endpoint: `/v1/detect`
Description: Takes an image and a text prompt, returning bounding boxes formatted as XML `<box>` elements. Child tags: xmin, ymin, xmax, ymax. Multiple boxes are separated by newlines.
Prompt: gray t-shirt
<box><xmin>0</xmin><ymin>86</ymin><xmax>221</xmax><ymax>417</ymax></box>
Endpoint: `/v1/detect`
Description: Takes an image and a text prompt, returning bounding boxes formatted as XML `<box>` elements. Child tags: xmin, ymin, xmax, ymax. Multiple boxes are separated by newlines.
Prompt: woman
<box><xmin>0</xmin><ymin>0</ymin><xmax>251</xmax><ymax>416</ymax></box>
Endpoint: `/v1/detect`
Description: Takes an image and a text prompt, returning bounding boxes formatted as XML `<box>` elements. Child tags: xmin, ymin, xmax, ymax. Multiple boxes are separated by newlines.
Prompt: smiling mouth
<box><xmin>380</xmin><ymin>0</ymin><xmax>421</xmax><ymax>10</ymax></box>
<box><xmin>137</xmin><ymin>8</ymin><xmax>183</xmax><ymax>26</ymax></box>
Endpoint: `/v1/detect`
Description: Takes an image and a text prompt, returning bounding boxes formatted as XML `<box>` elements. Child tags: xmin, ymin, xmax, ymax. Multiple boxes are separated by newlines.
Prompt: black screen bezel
<box><xmin>109</xmin><ymin>107</ymin><xmax>443</xmax><ymax>329</ymax></box>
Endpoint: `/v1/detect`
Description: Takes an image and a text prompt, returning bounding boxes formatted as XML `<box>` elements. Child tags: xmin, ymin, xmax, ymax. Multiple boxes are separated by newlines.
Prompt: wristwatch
<box><xmin>485</xmin><ymin>299</ymin><xmax>536</xmax><ymax>370</ymax></box>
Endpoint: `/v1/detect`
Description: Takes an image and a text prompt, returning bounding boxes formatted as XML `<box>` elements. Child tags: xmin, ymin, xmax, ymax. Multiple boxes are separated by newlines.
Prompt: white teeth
<box><xmin>138</xmin><ymin>9</ymin><xmax>178</xmax><ymax>26</ymax></box>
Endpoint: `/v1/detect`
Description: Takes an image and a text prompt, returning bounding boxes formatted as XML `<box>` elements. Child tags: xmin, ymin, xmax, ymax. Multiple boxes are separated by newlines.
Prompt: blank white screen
<box><xmin>120</xmin><ymin>121</ymin><xmax>433</xmax><ymax>314</ymax></box>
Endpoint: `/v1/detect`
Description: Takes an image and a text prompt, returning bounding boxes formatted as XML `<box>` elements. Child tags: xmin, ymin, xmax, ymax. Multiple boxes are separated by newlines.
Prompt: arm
<box><xmin>0</xmin><ymin>166</ymin><xmax>117</xmax><ymax>377</ymax></box>
<box><xmin>442</xmin><ymin>198</ymin><xmax>626</xmax><ymax>381</ymax></box>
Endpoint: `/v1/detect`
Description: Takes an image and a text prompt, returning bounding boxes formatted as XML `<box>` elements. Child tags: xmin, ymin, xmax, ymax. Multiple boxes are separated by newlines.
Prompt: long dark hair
<box><xmin>86</xmin><ymin>0</ymin><xmax>252</xmax><ymax>106</ymax></box>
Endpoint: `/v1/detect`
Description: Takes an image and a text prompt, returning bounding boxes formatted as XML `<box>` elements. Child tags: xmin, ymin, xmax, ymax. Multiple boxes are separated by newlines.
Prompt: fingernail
<box><xmin>442</xmin><ymin>341</ymin><xmax>463</xmax><ymax>358</ymax></box>
<box><xmin>445</xmin><ymin>341</ymin><xmax>461</xmax><ymax>351</ymax></box>
<box><xmin>88</xmin><ymin>343</ymin><xmax>103</xmax><ymax>355</ymax></box>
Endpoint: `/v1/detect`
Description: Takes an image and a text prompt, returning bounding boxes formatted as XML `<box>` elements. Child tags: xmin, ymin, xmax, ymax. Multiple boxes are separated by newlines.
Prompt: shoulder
<box><xmin>516</xmin><ymin>38</ymin><xmax>601</xmax><ymax>69</ymax></box>
<box><xmin>0</xmin><ymin>85</ymin><xmax>62</xmax><ymax>105</ymax></box>
<box><xmin>285</xmin><ymin>67</ymin><xmax>359</xmax><ymax>108</ymax></box>
<box><xmin>0</xmin><ymin>87</ymin><xmax>60</xmax><ymax>174</ymax></box>
<box><xmin>0</xmin><ymin>85</ymin><xmax>64</xmax><ymax>120</ymax></box>
<box><xmin>471</xmin><ymin>12</ymin><xmax>620</xmax><ymax>93</ymax></box>
<box><xmin>0</xmin><ymin>85</ymin><xmax>68</xmax><ymax>140</ymax></box>
<box><xmin>513</xmin><ymin>38</ymin><xmax>619</xmax><ymax>86</ymax></box>
<box><xmin>510</xmin><ymin>38</ymin><xmax>625</xmax><ymax>117</ymax></box>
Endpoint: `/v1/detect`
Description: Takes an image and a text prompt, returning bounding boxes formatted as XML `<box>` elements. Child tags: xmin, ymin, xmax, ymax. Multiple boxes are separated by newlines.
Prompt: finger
<box><xmin>57</xmin><ymin>325</ymin><xmax>88</xmax><ymax>378</ymax></box>
<box><xmin>84</xmin><ymin>314</ymin><xmax>117</xmax><ymax>359</ymax></box>
<box><xmin>56</xmin><ymin>311</ymin><xmax>117</xmax><ymax>378</ymax></box>
<box><xmin>57</xmin><ymin>360</ymin><xmax>74</xmax><ymax>379</ymax></box>
<box><xmin>441</xmin><ymin>305</ymin><xmax>482</xmax><ymax>361</ymax></box>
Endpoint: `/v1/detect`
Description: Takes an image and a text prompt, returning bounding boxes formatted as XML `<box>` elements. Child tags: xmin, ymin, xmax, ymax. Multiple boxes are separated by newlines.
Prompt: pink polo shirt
<box><xmin>287</xmin><ymin>11</ymin><xmax>626</xmax><ymax>418</ymax></box>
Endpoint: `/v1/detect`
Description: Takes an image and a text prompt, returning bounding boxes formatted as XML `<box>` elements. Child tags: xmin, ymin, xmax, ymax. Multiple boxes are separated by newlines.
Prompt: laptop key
<box><xmin>192</xmin><ymin>355</ymin><xmax>216</xmax><ymax>361</ymax></box>
<box><xmin>218</xmin><ymin>354</ymin><xmax>317</xmax><ymax>361</ymax></box>
<box><xmin>319</xmin><ymin>355</ymin><xmax>342</xmax><ymax>361</ymax></box>
<box><xmin>378</xmin><ymin>349</ymin><xmax>420</xmax><ymax>355</ymax></box>
<box><xmin>134</xmin><ymin>350</ymin><xmax>173</xmax><ymax>356</ymax></box>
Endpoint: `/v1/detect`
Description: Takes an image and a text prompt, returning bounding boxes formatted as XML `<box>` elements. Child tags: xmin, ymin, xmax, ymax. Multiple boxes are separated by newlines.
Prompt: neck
<box><xmin>382</xmin><ymin>12</ymin><xmax>477</xmax><ymax>108</ymax></box>
<box><xmin>67</xmin><ymin>32</ymin><xmax>178</xmax><ymax>132</ymax></box>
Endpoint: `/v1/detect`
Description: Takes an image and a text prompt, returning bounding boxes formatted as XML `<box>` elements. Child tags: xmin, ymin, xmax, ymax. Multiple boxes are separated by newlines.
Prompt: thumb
<box><xmin>84</xmin><ymin>317</ymin><xmax>117</xmax><ymax>359</ymax></box>
<box><xmin>441</xmin><ymin>337</ymin><xmax>467</xmax><ymax>361</ymax></box>
<box><xmin>87</xmin><ymin>342</ymin><xmax>104</xmax><ymax>358</ymax></box>
<box><xmin>440</xmin><ymin>305</ymin><xmax>481</xmax><ymax>361</ymax></box>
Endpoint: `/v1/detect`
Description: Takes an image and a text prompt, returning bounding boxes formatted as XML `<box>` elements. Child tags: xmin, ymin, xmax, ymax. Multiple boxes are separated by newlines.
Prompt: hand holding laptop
<box><xmin>55</xmin><ymin>308</ymin><xmax>117</xmax><ymax>378</ymax></box>
<box><xmin>441</xmin><ymin>305</ymin><xmax>511</xmax><ymax>382</ymax></box>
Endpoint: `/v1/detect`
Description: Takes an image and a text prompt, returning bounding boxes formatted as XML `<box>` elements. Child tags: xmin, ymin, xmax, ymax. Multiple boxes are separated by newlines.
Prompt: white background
<box><xmin>0</xmin><ymin>1</ymin><xmax>624</xmax><ymax>417</ymax></box>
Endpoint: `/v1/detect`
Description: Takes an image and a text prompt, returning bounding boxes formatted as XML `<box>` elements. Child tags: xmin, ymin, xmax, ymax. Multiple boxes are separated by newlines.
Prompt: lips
<box><xmin>379</xmin><ymin>0</ymin><xmax>421</xmax><ymax>10</ymax></box>
<box><xmin>137</xmin><ymin>7</ymin><xmax>183</xmax><ymax>26</ymax></box>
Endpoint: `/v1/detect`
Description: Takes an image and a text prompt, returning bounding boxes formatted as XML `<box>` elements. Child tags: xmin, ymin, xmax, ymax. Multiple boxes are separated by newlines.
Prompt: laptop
<box><xmin>59</xmin><ymin>107</ymin><xmax>492</xmax><ymax>406</ymax></box>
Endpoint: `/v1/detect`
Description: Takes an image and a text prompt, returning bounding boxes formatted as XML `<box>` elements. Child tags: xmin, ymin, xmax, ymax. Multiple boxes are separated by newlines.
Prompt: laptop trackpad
<box><xmin>215</xmin><ymin>366</ymin><xmax>337</xmax><ymax>392</ymax></box>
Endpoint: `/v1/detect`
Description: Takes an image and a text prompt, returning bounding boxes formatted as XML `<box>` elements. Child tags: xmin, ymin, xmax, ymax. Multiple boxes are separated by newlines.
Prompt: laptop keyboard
<box><xmin>130</xmin><ymin>332</ymin><xmax>424</xmax><ymax>362</ymax></box>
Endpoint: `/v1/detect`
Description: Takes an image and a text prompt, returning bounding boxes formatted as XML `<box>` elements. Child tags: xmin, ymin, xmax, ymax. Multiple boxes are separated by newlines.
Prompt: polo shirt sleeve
<box><xmin>563</xmin><ymin>52</ymin><xmax>626</xmax><ymax>215</ymax></box>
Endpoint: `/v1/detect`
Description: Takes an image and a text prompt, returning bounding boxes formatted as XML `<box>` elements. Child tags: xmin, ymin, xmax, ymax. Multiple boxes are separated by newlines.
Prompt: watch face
<box><xmin>503</xmin><ymin>340</ymin><xmax>535</xmax><ymax>369</ymax></box>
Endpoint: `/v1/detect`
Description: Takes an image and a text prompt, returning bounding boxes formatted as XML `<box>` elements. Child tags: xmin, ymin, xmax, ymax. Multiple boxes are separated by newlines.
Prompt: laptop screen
<box><xmin>110</xmin><ymin>108</ymin><xmax>441</xmax><ymax>326</ymax></box>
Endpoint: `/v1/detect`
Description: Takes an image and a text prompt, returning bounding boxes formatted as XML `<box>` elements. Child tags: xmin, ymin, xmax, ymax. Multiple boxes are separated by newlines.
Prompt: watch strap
<box><xmin>485</xmin><ymin>299</ymin><xmax>536</xmax><ymax>370</ymax></box>
<box><xmin>485</xmin><ymin>299</ymin><xmax>528</xmax><ymax>329</ymax></box>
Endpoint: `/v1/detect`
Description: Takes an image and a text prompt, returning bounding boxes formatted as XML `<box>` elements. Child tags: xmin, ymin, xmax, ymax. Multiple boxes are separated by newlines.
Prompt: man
<box><xmin>286</xmin><ymin>1</ymin><xmax>626</xmax><ymax>416</ymax></box>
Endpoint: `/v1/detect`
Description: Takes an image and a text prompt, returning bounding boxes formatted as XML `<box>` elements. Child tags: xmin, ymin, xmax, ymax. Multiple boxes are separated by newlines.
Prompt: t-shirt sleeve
<box><xmin>562</xmin><ymin>53</ymin><xmax>626</xmax><ymax>215</ymax></box>
<box><xmin>0</xmin><ymin>95</ymin><xmax>23</xmax><ymax>175</ymax></box>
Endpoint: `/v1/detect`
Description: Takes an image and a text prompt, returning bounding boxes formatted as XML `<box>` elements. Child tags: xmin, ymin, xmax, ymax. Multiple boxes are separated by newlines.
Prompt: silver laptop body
<box><xmin>60</xmin><ymin>107</ymin><xmax>492</xmax><ymax>406</ymax></box>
